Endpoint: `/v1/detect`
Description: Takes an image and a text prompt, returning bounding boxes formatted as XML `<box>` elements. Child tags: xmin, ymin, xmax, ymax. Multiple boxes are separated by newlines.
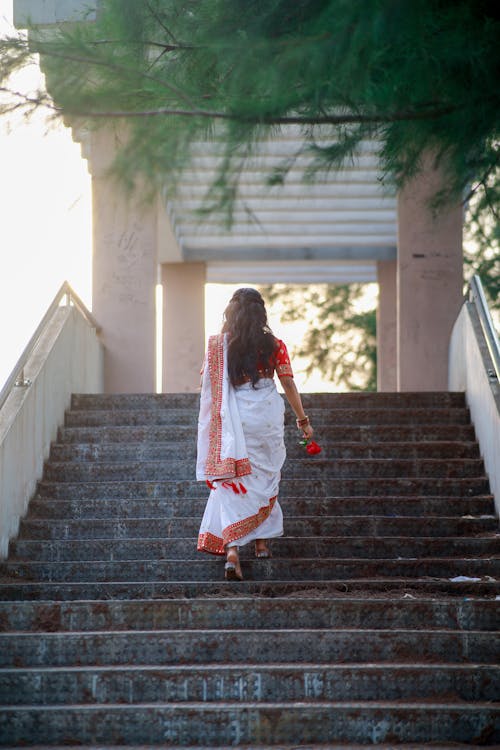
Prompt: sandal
<box><xmin>255</xmin><ymin>540</ymin><xmax>271</xmax><ymax>559</ymax></box>
<box><xmin>225</xmin><ymin>547</ymin><xmax>243</xmax><ymax>581</ymax></box>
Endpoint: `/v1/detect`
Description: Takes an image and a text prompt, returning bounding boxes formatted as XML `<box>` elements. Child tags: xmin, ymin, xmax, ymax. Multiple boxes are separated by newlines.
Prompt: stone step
<box><xmin>72</xmin><ymin>393</ymin><xmax>201</xmax><ymax>410</ymax></box>
<box><xmin>42</xmin><ymin>458</ymin><xmax>486</xmax><ymax>482</ymax></box>
<box><xmin>50</xmin><ymin>440</ymin><xmax>481</xmax><ymax>462</ymax></box>
<box><xmin>1</xmin><ymin>597</ymin><xmax>496</xmax><ymax>632</ymax></box>
<box><xmin>1</xmin><ymin>578</ymin><xmax>498</xmax><ymax>602</ymax></box>
<box><xmin>58</xmin><ymin>423</ymin><xmax>477</xmax><ymax>444</ymax></box>
<box><xmin>0</xmin><ymin>629</ymin><xmax>497</xmax><ymax>668</ymax></box>
<box><xmin>25</xmin><ymin>494</ymin><xmax>497</xmax><ymax>520</ymax></box>
<box><xmin>35</xmin><ymin>477</ymin><xmax>492</xmax><ymax>499</ymax></box>
<box><xmin>0</xmin><ymin>745</ymin><xmax>482</xmax><ymax>750</ymax></box>
<box><xmin>18</xmin><ymin>515</ymin><xmax>498</xmax><ymax>540</ymax></box>
<box><xmin>10</xmin><ymin>535</ymin><xmax>500</xmax><ymax>562</ymax></box>
<box><xmin>71</xmin><ymin>391</ymin><xmax>467</xmax><ymax>410</ymax></box>
<box><xmin>1</xmin><ymin>702</ymin><xmax>498</xmax><ymax>746</ymax></box>
<box><xmin>63</xmin><ymin>407</ymin><xmax>471</xmax><ymax>428</ymax></box>
<box><xmin>2</xmin><ymin>663</ymin><xmax>498</xmax><ymax>705</ymax></box>
<box><xmin>2</xmin><ymin>556</ymin><xmax>498</xmax><ymax>583</ymax></box>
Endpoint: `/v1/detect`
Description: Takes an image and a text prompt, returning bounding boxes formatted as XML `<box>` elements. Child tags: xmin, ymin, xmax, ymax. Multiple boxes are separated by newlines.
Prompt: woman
<box><xmin>196</xmin><ymin>288</ymin><xmax>313</xmax><ymax>580</ymax></box>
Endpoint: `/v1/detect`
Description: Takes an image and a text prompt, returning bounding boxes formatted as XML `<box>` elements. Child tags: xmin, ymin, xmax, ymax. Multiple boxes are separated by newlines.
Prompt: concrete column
<box><xmin>376</xmin><ymin>259</ymin><xmax>397</xmax><ymax>391</ymax></box>
<box><xmin>90</xmin><ymin>130</ymin><xmax>157</xmax><ymax>392</ymax></box>
<box><xmin>162</xmin><ymin>262</ymin><xmax>206</xmax><ymax>392</ymax></box>
<box><xmin>397</xmin><ymin>160</ymin><xmax>463</xmax><ymax>391</ymax></box>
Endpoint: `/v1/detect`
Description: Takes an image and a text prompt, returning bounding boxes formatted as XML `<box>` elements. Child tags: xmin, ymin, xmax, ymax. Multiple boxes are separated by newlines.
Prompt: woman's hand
<box><xmin>301</xmin><ymin>423</ymin><xmax>314</xmax><ymax>440</ymax></box>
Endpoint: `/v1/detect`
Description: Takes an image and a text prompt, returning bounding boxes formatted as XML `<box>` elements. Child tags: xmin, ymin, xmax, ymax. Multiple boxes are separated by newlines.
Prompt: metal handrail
<box><xmin>0</xmin><ymin>282</ymin><xmax>100</xmax><ymax>413</ymax></box>
<box><xmin>469</xmin><ymin>274</ymin><xmax>500</xmax><ymax>382</ymax></box>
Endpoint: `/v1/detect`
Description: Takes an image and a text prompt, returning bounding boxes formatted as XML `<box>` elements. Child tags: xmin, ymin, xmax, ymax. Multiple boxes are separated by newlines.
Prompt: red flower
<box><xmin>305</xmin><ymin>440</ymin><xmax>322</xmax><ymax>455</ymax></box>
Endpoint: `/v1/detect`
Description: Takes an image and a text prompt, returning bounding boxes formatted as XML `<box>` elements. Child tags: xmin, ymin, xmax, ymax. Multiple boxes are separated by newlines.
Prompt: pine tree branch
<box><xmin>49</xmin><ymin>102</ymin><xmax>459</xmax><ymax>125</ymax></box>
<box><xmin>145</xmin><ymin>0</ymin><xmax>181</xmax><ymax>46</ymax></box>
<box><xmin>462</xmin><ymin>157</ymin><xmax>500</xmax><ymax>214</ymax></box>
<box><xmin>0</xmin><ymin>86</ymin><xmax>53</xmax><ymax>110</ymax></box>
<box><xmin>90</xmin><ymin>39</ymin><xmax>195</xmax><ymax>51</ymax></box>
<box><xmin>0</xmin><ymin>76</ymin><xmax>461</xmax><ymax>126</ymax></box>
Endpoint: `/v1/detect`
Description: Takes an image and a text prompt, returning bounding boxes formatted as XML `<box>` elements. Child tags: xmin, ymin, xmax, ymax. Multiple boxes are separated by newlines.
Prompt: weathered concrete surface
<box><xmin>34</xmin><ymin>477</ymin><xmax>492</xmax><ymax>500</ymax></box>
<box><xmin>2</xmin><ymin>556</ymin><xmax>499</xmax><ymax>584</ymax></box>
<box><xmin>25</xmin><ymin>494</ymin><xmax>496</xmax><ymax>520</ymax></box>
<box><xmin>14</xmin><ymin>514</ymin><xmax>498</xmax><ymax>540</ymax></box>
<box><xmin>2</xmin><ymin>663</ymin><xmax>498</xmax><ymax>705</ymax></box>
<box><xmin>1</xmin><ymin>578</ymin><xmax>499</xmax><ymax>602</ymax></box>
<box><xmin>0</xmin><ymin>703</ymin><xmax>498</xmax><ymax>745</ymax></box>
<box><xmin>0</xmin><ymin>628</ymin><xmax>498</xmax><ymax>668</ymax></box>
<box><xmin>10</xmin><ymin>535</ymin><xmax>500</xmax><ymax>563</ymax></box>
<box><xmin>0</xmin><ymin>597</ymin><xmax>497</xmax><ymax>633</ymax></box>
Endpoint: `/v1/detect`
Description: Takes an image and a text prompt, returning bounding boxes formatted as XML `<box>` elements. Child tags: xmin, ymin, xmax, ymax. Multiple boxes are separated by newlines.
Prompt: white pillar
<box><xmin>162</xmin><ymin>262</ymin><xmax>206</xmax><ymax>392</ymax></box>
<box><xmin>90</xmin><ymin>130</ymin><xmax>157</xmax><ymax>392</ymax></box>
<box><xmin>397</xmin><ymin>160</ymin><xmax>463</xmax><ymax>391</ymax></box>
<box><xmin>377</xmin><ymin>259</ymin><xmax>397</xmax><ymax>391</ymax></box>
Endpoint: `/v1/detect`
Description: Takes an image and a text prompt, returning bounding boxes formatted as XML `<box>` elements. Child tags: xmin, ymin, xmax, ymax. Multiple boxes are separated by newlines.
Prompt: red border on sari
<box><xmin>197</xmin><ymin>495</ymin><xmax>278</xmax><ymax>556</ymax></box>
<box><xmin>204</xmin><ymin>334</ymin><xmax>251</xmax><ymax>479</ymax></box>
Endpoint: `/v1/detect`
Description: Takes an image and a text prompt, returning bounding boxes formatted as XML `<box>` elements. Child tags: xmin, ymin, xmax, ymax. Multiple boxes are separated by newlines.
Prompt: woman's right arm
<box><xmin>279</xmin><ymin>375</ymin><xmax>314</xmax><ymax>439</ymax></box>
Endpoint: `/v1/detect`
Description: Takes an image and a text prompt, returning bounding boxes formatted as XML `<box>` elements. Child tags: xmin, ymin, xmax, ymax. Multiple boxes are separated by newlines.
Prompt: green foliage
<box><xmin>261</xmin><ymin>283</ymin><xmax>378</xmax><ymax>391</ymax></box>
<box><xmin>0</xmin><ymin>0</ymin><xmax>498</xmax><ymax>217</ymax></box>
<box><xmin>464</xmin><ymin>178</ymin><xmax>500</xmax><ymax>318</ymax></box>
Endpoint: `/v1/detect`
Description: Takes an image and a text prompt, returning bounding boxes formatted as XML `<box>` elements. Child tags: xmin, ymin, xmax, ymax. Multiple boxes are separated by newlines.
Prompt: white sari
<box><xmin>196</xmin><ymin>334</ymin><xmax>286</xmax><ymax>555</ymax></box>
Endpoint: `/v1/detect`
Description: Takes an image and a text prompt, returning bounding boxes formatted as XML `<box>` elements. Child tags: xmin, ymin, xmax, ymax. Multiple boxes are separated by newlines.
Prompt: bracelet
<box><xmin>296</xmin><ymin>415</ymin><xmax>310</xmax><ymax>428</ymax></box>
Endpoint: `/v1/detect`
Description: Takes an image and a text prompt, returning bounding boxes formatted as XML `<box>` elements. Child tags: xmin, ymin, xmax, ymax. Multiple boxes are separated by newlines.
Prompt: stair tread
<box><xmin>1</xmin><ymin>582</ymin><xmax>498</xmax><ymax>603</ymax></box>
<box><xmin>0</xmin><ymin>747</ymin><xmax>479</xmax><ymax>750</ymax></box>
<box><xmin>0</xmin><ymin>748</ymin><xmax>392</xmax><ymax>750</ymax></box>
<box><xmin>22</xmin><ymin>514</ymin><xmax>497</xmax><ymax>521</ymax></box>
<box><xmin>4</xmin><ymin>625</ymin><xmax>497</xmax><ymax>632</ymax></box>
<box><xmin>4</xmin><ymin>699</ymin><xmax>499</xmax><ymax>707</ymax></box>
<box><xmin>3</xmin><ymin>660</ymin><xmax>499</xmax><ymax>671</ymax></box>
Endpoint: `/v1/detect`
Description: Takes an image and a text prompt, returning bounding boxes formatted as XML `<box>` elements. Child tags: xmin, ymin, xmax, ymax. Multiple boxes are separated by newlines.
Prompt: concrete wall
<box><xmin>0</xmin><ymin>306</ymin><xmax>103</xmax><ymax>558</ymax></box>
<box><xmin>449</xmin><ymin>303</ymin><xmax>500</xmax><ymax>517</ymax></box>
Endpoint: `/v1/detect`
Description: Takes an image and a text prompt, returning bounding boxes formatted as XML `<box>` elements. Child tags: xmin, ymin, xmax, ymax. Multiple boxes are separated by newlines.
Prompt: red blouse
<box><xmin>201</xmin><ymin>337</ymin><xmax>294</xmax><ymax>382</ymax></box>
<box><xmin>257</xmin><ymin>338</ymin><xmax>294</xmax><ymax>380</ymax></box>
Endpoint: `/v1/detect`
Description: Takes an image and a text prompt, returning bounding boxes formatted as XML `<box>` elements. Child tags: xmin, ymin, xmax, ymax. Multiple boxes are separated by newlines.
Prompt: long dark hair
<box><xmin>222</xmin><ymin>288</ymin><xmax>276</xmax><ymax>387</ymax></box>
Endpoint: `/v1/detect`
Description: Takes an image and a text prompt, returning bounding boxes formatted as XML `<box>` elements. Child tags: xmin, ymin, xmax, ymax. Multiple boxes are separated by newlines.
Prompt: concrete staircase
<box><xmin>0</xmin><ymin>391</ymin><xmax>499</xmax><ymax>748</ymax></box>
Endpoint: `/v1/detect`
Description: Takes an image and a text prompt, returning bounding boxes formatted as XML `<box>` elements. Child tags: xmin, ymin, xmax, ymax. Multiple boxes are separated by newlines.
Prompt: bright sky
<box><xmin>0</xmin><ymin>0</ymin><xmax>92</xmax><ymax>388</ymax></box>
<box><xmin>0</xmin><ymin>0</ymin><xmax>337</xmax><ymax>392</ymax></box>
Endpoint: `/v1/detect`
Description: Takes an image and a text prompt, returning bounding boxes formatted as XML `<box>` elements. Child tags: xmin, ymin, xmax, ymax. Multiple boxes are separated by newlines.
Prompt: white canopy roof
<box><xmin>167</xmin><ymin>131</ymin><xmax>397</xmax><ymax>283</ymax></box>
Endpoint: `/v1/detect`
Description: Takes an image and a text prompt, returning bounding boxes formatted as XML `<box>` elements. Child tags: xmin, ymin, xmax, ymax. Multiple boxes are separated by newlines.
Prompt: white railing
<box><xmin>468</xmin><ymin>275</ymin><xmax>500</xmax><ymax>382</ymax></box>
<box><xmin>0</xmin><ymin>282</ymin><xmax>104</xmax><ymax>558</ymax></box>
<box><xmin>449</xmin><ymin>275</ymin><xmax>500</xmax><ymax>516</ymax></box>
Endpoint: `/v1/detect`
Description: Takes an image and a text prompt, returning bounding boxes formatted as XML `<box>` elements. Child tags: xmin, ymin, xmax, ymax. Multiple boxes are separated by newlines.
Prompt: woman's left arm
<box><xmin>279</xmin><ymin>375</ymin><xmax>314</xmax><ymax>439</ymax></box>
